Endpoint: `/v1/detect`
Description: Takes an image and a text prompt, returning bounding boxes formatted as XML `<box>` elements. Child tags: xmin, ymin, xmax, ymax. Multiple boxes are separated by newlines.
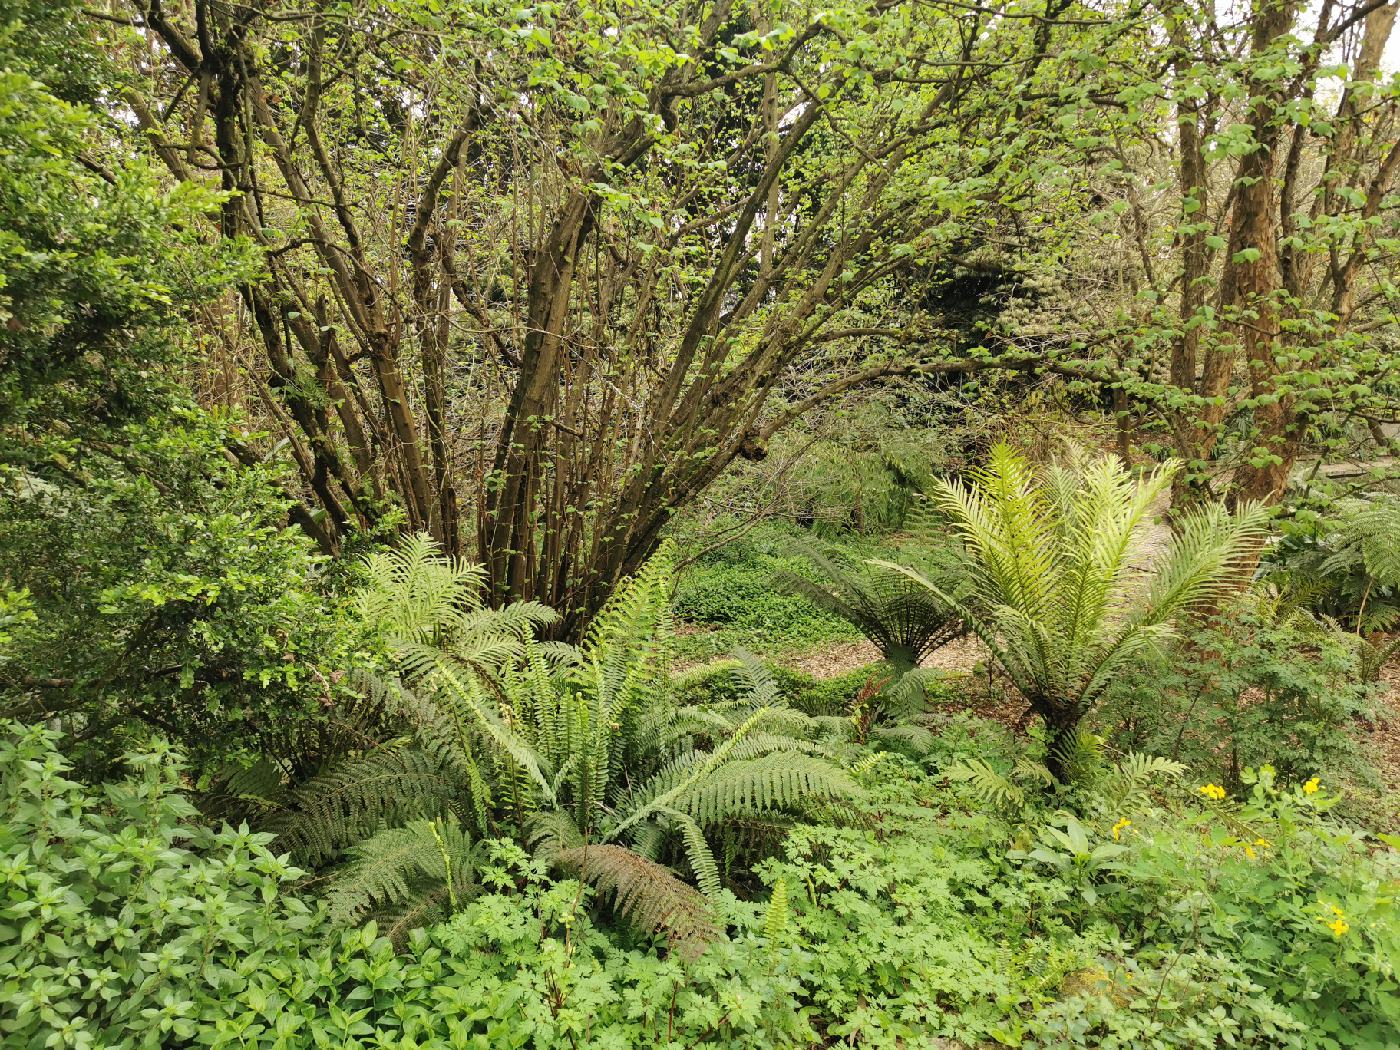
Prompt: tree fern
<box><xmin>776</xmin><ymin>541</ymin><xmax>966</xmax><ymax>673</ymax></box>
<box><xmin>877</xmin><ymin>445</ymin><xmax>1266</xmax><ymax>782</ymax></box>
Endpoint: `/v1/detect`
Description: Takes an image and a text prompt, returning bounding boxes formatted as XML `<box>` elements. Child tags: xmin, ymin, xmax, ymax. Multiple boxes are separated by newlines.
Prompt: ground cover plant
<box><xmin>4</xmin><ymin>0</ymin><xmax>1400</xmax><ymax>1045</ymax></box>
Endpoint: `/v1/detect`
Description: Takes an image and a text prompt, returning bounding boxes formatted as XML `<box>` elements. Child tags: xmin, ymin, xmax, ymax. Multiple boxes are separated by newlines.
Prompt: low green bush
<box><xmin>673</xmin><ymin>658</ymin><xmax>885</xmax><ymax>717</ymax></box>
<box><xmin>1100</xmin><ymin>604</ymin><xmax>1381</xmax><ymax>797</ymax></box>
<box><xmin>760</xmin><ymin>754</ymin><xmax>1400</xmax><ymax>1049</ymax></box>
<box><xmin>672</xmin><ymin>523</ymin><xmax>865</xmax><ymax>659</ymax></box>
<box><xmin>0</xmin><ymin>721</ymin><xmax>811</xmax><ymax>1048</ymax></box>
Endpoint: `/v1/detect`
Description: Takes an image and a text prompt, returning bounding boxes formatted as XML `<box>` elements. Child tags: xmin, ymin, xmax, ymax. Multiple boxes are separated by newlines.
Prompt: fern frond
<box><xmin>529</xmin><ymin>809</ymin><xmax>586</xmax><ymax>861</ymax></box>
<box><xmin>326</xmin><ymin>816</ymin><xmax>476</xmax><ymax>930</ymax></box>
<box><xmin>660</xmin><ymin>808</ymin><xmax>723</xmax><ymax>899</ymax></box>
<box><xmin>669</xmin><ymin>752</ymin><xmax>859</xmax><ymax>827</ymax></box>
<box><xmin>1101</xmin><ymin>752</ymin><xmax>1185</xmax><ymax>803</ymax></box>
<box><xmin>764</xmin><ymin>878</ymin><xmax>790</xmax><ymax>947</ymax></box>
<box><xmin>550</xmin><ymin>844</ymin><xmax>719</xmax><ymax>958</ymax></box>
<box><xmin>272</xmin><ymin>740</ymin><xmax>459</xmax><ymax>866</ymax></box>
<box><xmin>946</xmin><ymin>758</ymin><xmax>1027</xmax><ymax>812</ymax></box>
<box><xmin>775</xmin><ymin>543</ymin><xmax>965</xmax><ymax>669</ymax></box>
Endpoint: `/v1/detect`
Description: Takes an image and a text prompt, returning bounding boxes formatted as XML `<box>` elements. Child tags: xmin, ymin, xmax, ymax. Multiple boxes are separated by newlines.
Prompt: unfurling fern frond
<box><xmin>326</xmin><ymin>816</ymin><xmax>478</xmax><ymax>943</ymax></box>
<box><xmin>551</xmin><ymin>844</ymin><xmax>719</xmax><ymax>958</ymax></box>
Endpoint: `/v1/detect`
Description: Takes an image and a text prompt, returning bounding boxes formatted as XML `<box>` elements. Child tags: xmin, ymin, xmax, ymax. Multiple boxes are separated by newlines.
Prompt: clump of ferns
<box><xmin>267</xmin><ymin>538</ymin><xmax>858</xmax><ymax>955</ymax></box>
<box><xmin>776</xmin><ymin>538</ymin><xmax>968</xmax><ymax>673</ymax></box>
<box><xmin>775</xmin><ymin>536</ymin><xmax>968</xmax><ymax>730</ymax></box>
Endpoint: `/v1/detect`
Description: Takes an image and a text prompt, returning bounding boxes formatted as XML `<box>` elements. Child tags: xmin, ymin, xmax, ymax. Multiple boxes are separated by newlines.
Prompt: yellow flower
<box><xmin>1243</xmin><ymin>845</ymin><xmax>1257</xmax><ymax>860</ymax></box>
<box><xmin>1329</xmin><ymin>904</ymin><xmax>1346</xmax><ymax>919</ymax></box>
<box><xmin>1112</xmin><ymin>818</ymin><xmax>1132</xmax><ymax>841</ymax></box>
<box><xmin>1303</xmin><ymin>777</ymin><xmax>1320</xmax><ymax>795</ymax></box>
<box><xmin>1328</xmin><ymin>917</ymin><xmax>1349</xmax><ymax>937</ymax></box>
<box><xmin>1254</xmin><ymin>838</ymin><xmax>1272</xmax><ymax>849</ymax></box>
<box><xmin>1198</xmin><ymin>783</ymin><xmax>1227</xmax><ymax>801</ymax></box>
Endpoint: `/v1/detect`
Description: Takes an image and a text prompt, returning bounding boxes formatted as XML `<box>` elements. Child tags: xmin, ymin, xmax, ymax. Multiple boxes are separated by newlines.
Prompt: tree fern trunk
<box><xmin>1042</xmin><ymin>704</ymin><xmax>1080</xmax><ymax>784</ymax></box>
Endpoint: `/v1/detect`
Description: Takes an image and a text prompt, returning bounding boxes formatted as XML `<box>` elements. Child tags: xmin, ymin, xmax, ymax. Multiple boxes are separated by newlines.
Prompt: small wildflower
<box><xmin>1112</xmin><ymin>818</ymin><xmax>1131</xmax><ymax>841</ymax></box>
<box><xmin>1243</xmin><ymin>845</ymin><xmax>1257</xmax><ymax>860</ymax></box>
<box><xmin>1303</xmin><ymin>777</ymin><xmax>1320</xmax><ymax>795</ymax></box>
<box><xmin>1254</xmin><ymin>838</ymin><xmax>1271</xmax><ymax>849</ymax></box>
<box><xmin>1198</xmin><ymin>783</ymin><xmax>1227</xmax><ymax>801</ymax></box>
<box><xmin>1321</xmin><ymin>904</ymin><xmax>1350</xmax><ymax>937</ymax></box>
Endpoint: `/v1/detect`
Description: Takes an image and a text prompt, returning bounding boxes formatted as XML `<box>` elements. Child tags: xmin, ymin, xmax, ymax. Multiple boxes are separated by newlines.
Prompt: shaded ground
<box><xmin>1361</xmin><ymin>661</ymin><xmax>1400</xmax><ymax>801</ymax></box>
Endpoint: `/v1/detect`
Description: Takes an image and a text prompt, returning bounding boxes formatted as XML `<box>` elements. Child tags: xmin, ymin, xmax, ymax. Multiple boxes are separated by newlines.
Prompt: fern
<box><xmin>775</xmin><ymin>542</ymin><xmax>966</xmax><ymax>672</ymax></box>
<box><xmin>947</xmin><ymin>757</ymin><xmax>1029</xmax><ymax>812</ymax></box>
<box><xmin>269</xmin><ymin>539</ymin><xmax>857</xmax><ymax>952</ymax></box>
<box><xmin>877</xmin><ymin>444</ymin><xmax>1266</xmax><ymax>782</ymax></box>
<box><xmin>668</xmin><ymin>752</ymin><xmax>859</xmax><ymax>827</ymax></box>
<box><xmin>764</xmin><ymin>877</ymin><xmax>790</xmax><ymax>948</ymax></box>
<box><xmin>326</xmin><ymin>816</ymin><xmax>478</xmax><ymax>940</ymax></box>
<box><xmin>271</xmin><ymin>740</ymin><xmax>461</xmax><ymax>867</ymax></box>
<box><xmin>1102</xmin><ymin>752</ymin><xmax>1185</xmax><ymax>803</ymax></box>
<box><xmin>551</xmin><ymin>844</ymin><xmax>719</xmax><ymax>958</ymax></box>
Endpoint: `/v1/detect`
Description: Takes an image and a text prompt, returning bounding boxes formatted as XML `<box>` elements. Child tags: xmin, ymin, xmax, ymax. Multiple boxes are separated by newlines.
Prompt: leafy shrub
<box><xmin>1100</xmin><ymin>603</ymin><xmax>1380</xmax><ymax>795</ymax></box>
<box><xmin>8</xmin><ymin>713</ymin><xmax>1398</xmax><ymax>1049</ymax></box>
<box><xmin>1097</xmin><ymin>767</ymin><xmax>1400</xmax><ymax>1048</ymax></box>
<box><xmin>0</xmin><ymin>0</ymin><xmax>334</xmax><ymax>777</ymax></box>
<box><xmin>1</xmin><ymin>720</ymin><xmax>325</xmax><ymax>1048</ymax></box>
<box><xmin>673</xmin><ymin>659</ymin><xmax>881</xmax><ymax>717</ymax></box>
<box><xmin>756</xmin><ymin>752</ymin><xmax>1400</xmax><ymax>1048</ymax></box>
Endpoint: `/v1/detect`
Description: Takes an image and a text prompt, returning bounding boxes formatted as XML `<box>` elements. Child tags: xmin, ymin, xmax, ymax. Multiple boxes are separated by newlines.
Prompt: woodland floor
<box><xmin>690</xmin><ymin>625</ymin><xmax>1400</xmax><ymax>825</ymax></box>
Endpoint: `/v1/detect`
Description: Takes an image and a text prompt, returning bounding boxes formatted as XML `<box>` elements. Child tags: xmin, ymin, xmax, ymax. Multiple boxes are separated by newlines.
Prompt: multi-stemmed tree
<box><xmin>111</xmin><ymin>0</ymin><xmax>1123</xmax><ymax>631</ymax></box>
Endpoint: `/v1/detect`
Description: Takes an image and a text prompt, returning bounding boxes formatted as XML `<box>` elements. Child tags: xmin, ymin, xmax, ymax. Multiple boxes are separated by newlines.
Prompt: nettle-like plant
<box><xmin>273</xmin><ymin>538</ymin><xmax>854</xmax><ymax>951</ymax></box>
<box><xmin>881</xmin><ymin>445</ymin><xmax>1266</xmax><ymax>782</ymax></box>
